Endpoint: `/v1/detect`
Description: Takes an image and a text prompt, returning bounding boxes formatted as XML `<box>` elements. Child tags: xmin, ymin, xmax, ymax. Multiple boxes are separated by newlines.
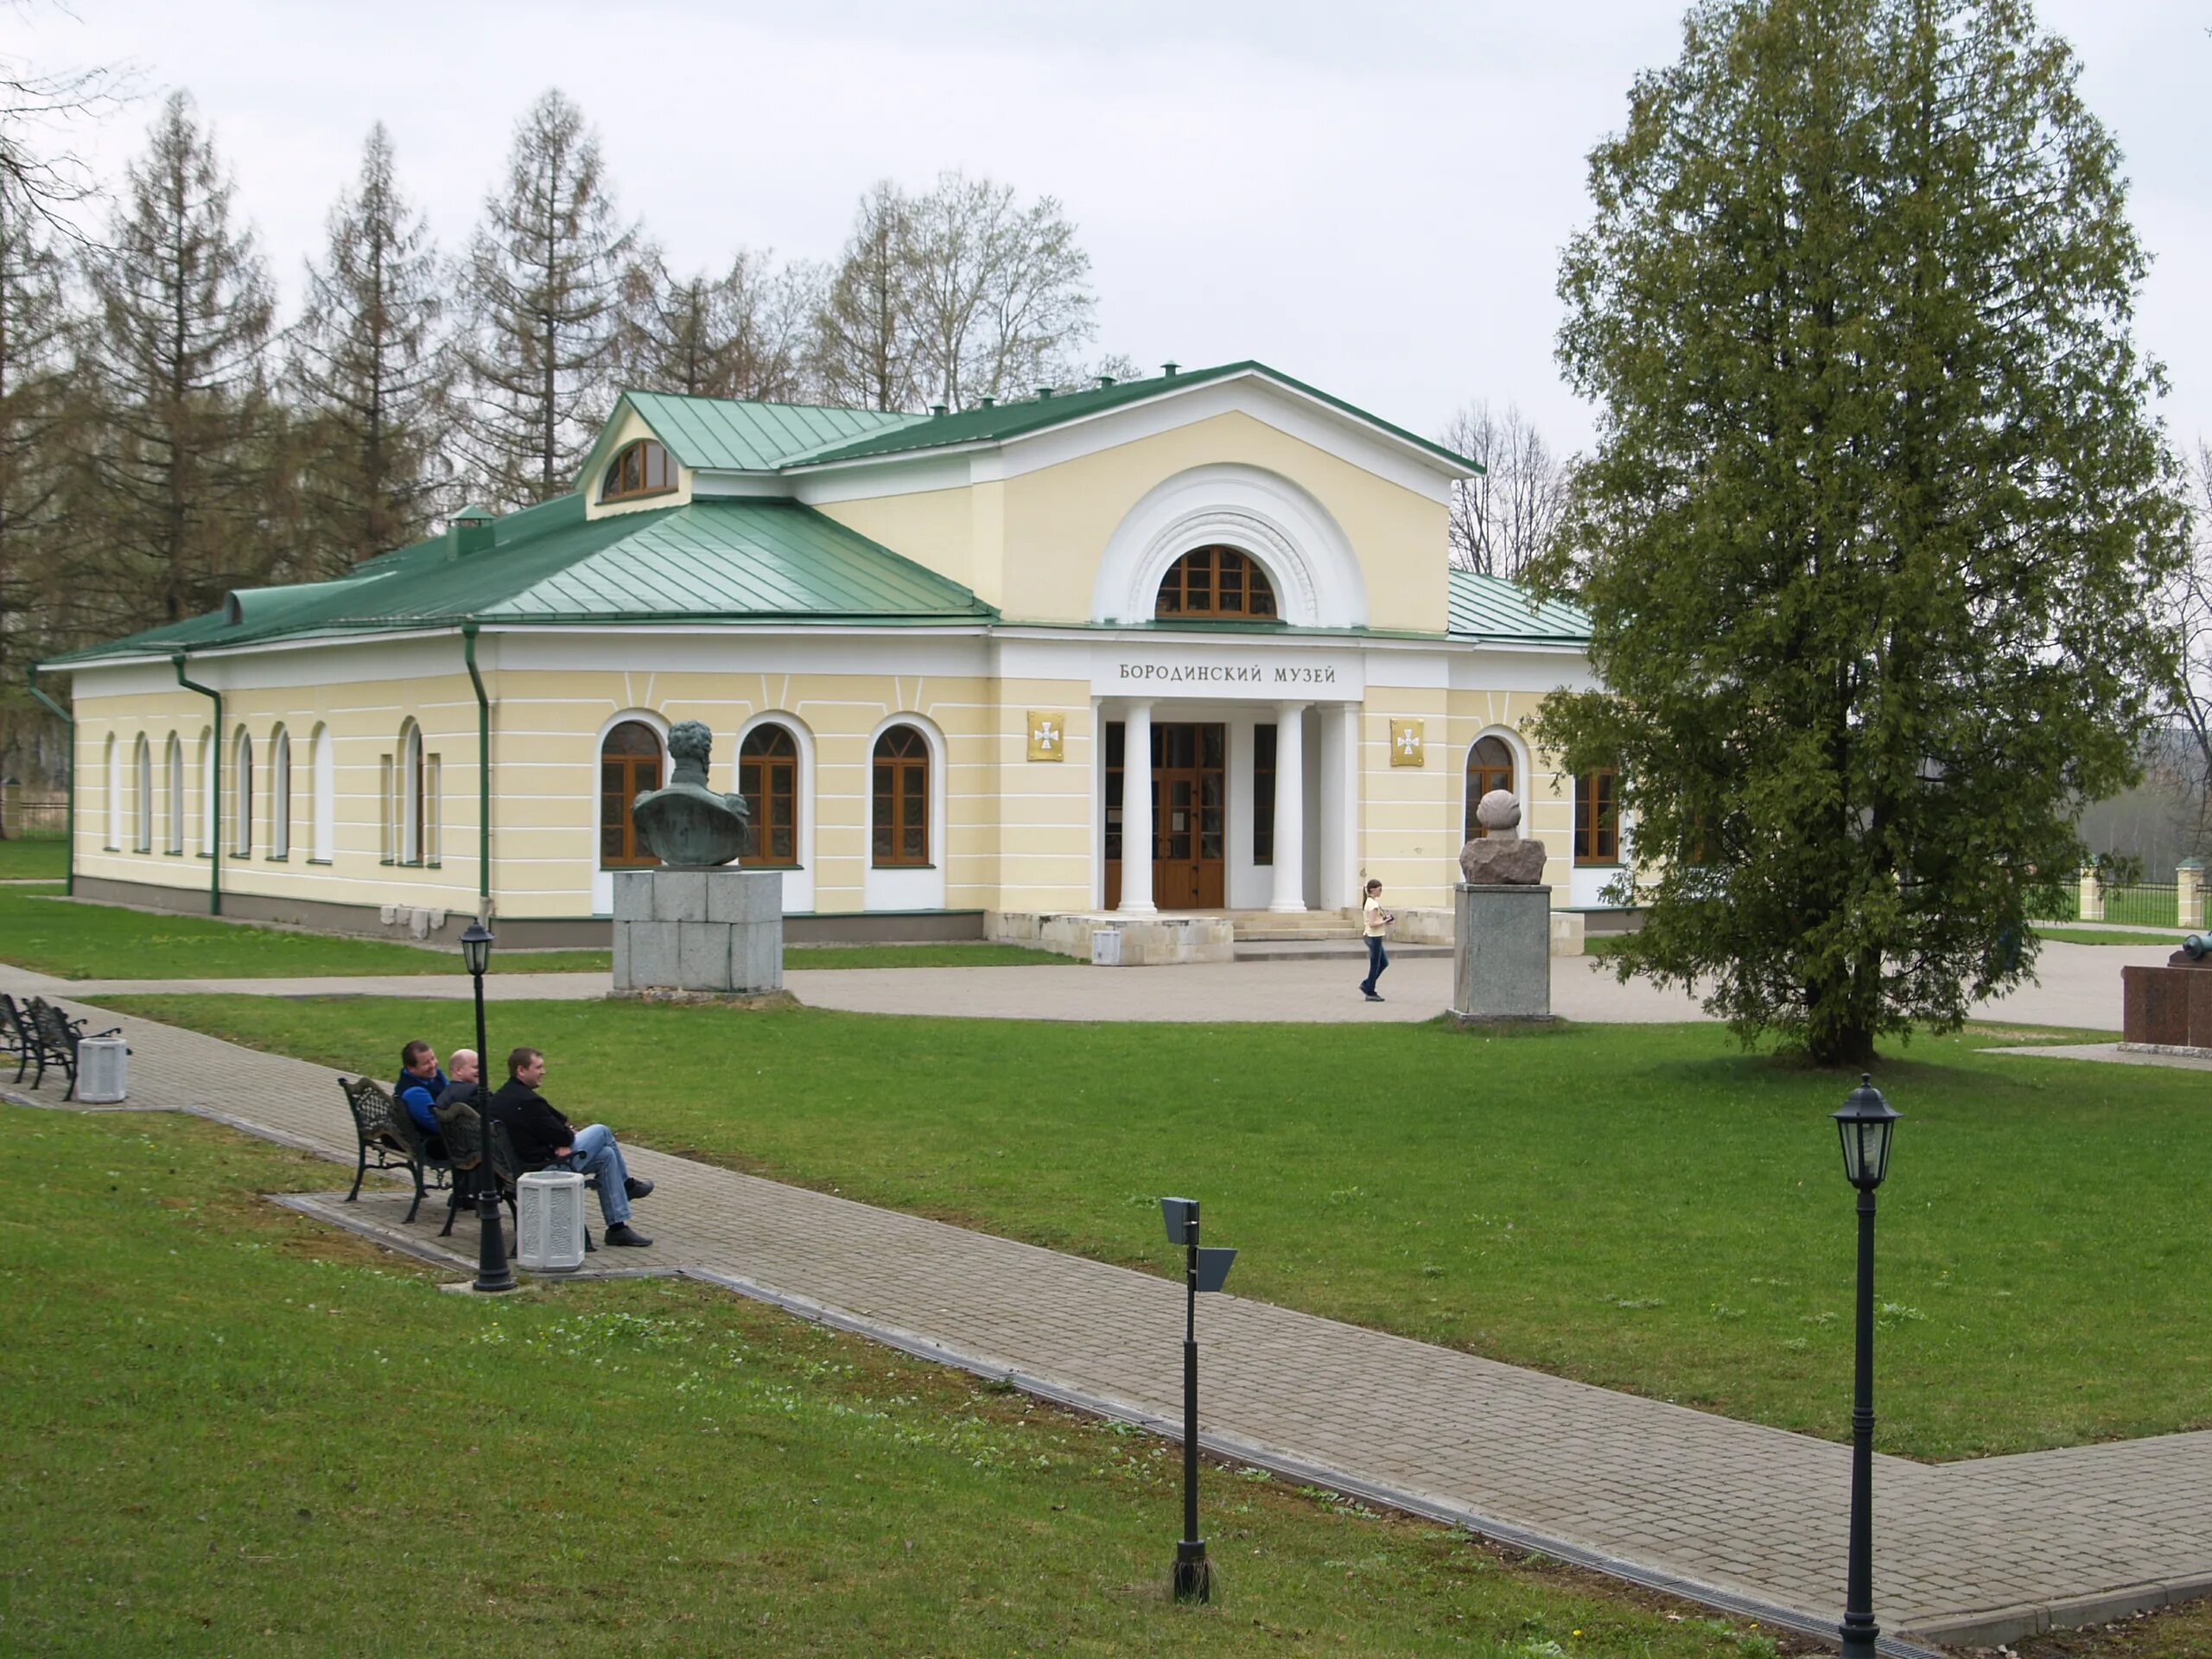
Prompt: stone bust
<box><xmin>1459</xmin><ymin>788</ymin><xmax>1548</xmax><ymax>886</ymax></box>
<box><xmin>631</xmin><ymin>720</ymin><xmax>752</xmax><ymax>868</ymax></box>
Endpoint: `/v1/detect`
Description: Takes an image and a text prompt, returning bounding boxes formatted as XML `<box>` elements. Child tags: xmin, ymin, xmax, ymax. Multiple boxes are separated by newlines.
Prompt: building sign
<box><xmin>1027</xmin><ymin>711</ymin><xmax>1065</xmax><ymax>762</ymax></box>
<box><xmin>1390</xmin><ymin>719</ymin><xmax>1426</xmax><ymax>766</ymax></box>
<box><xmin>1092</xmin><ymin>645</ymin><xmax>1364</xmax><ymax>699</ymax></box>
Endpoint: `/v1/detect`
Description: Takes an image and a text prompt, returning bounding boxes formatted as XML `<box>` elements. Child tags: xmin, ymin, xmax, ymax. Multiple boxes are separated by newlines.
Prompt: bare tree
<box><xmin>453</xmin><ymin>90</ymin><xmax>636</xmax><ymax>507</ymax></box>
<box><xmin>901</xmin><ymin>169</ymin><xmax>1094</xmax><ymax>410</ymax></box>
<box><xmin>1440</xmin><ymin>399</ymin><xmax>1570</xmax><ymax>580</ymax></box>
<box><xmin>810</xmin><ymin>181</ymin><xmax>917</xmax><ymax>413</ymax></box>
<box><xmin>288</xmin><ymin>124</ymin><xmax>449</xmax><ymax>573</ymax></box>
<box><xmin>619</xmin><ymin>245</ymin><xmax>817</xmax><ymax>403</ymax></box>
<box><xmin>0</xmin><ymin>19</ymin><xmax>131</xmax><ymax>240</ymax></box>
<box><xmin>2152</xmin><ymin>439</ymin><xmax>2212</xmax><ymax>858</ymax></box>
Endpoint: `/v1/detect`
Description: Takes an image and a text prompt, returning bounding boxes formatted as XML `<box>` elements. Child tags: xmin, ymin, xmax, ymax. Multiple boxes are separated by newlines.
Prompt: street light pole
<box><xmin>1832</xmin><ymin>1074</ymin><xmax>1900</xmax><ymax>1659</ymax></box>
<box><xmin>461</xmin><ymin>920</ymin><xmax>512</xmax><ymax>1295</ymax></box>
<box><xmin>1177</xmin><ymin>1199</ymin><xmax>1206</xmax><ymax>1604</ymax></box>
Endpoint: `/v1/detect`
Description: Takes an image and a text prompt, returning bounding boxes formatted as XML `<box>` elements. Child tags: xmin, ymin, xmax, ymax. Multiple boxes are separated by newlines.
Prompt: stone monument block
<box><xmin>625</xmin><ymin>920</ymin><xmax>679</xmax><ymax>988</ymax></box>
<box><xmin>677</xmin><ymin>922</ymin><xmax>733</xmax><ymax>991</ymax></box>
<box><xmin>652</xmin><ymin>869</ymin><xmax>709</xmax><ymax>923</ymax></box>
<box><xmin>611</xmin><ymin>869</ymin><xmax>655</xmax><ymax>923</ymax></box>
<box><xmin>709</xmin><ymin>869</ymin><xmax>781</xmax><ymax>925</ymax></box>
<box><xmin>1452</xmin><ymin>883</ymin><xmax>1554</xmax><ymax>1023</ymax></box>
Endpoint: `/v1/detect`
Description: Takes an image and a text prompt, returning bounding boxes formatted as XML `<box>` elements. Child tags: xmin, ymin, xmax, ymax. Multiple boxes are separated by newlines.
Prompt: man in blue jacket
<box><xmin>394</xmin><ymin>1040</ymin><xmax>448</xmax><ymax>1152</ymax></box>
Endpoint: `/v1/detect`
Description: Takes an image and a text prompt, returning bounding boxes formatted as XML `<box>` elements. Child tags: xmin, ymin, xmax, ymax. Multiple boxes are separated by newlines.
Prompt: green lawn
<box><xmin>0</xmin><ymin>836</ymin><xmax>67</xmax><ymax>880</ymax></box>
<box><xmin>2033</xmin><ymin>926</ymin><xmax>2190</xmax><ymax>947</ymax></box>
<box><xmin>0</xmin><ymin>1103</ymin><xmax>1802</xmax><ymax>1658</ymax></box>
<box><xmin>103</xmin><ymin>995</ymin><xmax>2212</xmax><ymax>1463</ymax></box>
<box><xmin>0</xmin><ymin>886</ymin><xmax>1068</xmax><ymax>979</ymax></box>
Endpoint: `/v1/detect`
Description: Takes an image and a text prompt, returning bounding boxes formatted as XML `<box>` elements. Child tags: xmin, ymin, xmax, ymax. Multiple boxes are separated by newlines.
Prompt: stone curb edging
<box><xmin>1901</xmin><ymin>1575</ymin><xmax>2212</xmax><ymax>1650</ymax></box>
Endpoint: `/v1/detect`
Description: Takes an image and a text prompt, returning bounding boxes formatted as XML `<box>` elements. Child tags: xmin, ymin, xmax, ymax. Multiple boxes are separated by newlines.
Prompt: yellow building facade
<box><xmin>42</xmin><ymin>362</ymin><xmax>1615</xmax><ymax>946</ymax></box>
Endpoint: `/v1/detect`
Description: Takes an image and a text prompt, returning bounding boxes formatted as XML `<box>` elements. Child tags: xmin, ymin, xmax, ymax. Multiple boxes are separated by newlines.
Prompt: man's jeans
<box><xmin>560</xmin><ymin>1124</ymin><xmax>632</xmax><ymax>1225</ymax></box>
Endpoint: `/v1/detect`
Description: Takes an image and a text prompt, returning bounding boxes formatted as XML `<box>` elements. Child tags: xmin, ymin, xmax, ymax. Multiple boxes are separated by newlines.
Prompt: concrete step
<box><xmin>1235</xmin><ymin>938</ymin><xmax>1451</xmax><ymax>961</ymax></box>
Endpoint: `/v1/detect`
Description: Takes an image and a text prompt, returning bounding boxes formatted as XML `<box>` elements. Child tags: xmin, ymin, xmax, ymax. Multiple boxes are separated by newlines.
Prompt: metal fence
<box><xmin>2102</xmin><ymin>883</ymin><xmax>2178</xmax><ymax>929</ymax></box>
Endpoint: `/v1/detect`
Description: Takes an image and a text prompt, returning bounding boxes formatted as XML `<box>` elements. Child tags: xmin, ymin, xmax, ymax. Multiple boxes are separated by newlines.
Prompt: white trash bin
<box><xmin>75</xmin><ymin>1035</ymin><xmax>128</xmax><ymax>1103</ymax></box>
<box><xmin>516</xmin><ymin>1169</ymin><xmax>588</xmax><ymax>1273</ymax></box>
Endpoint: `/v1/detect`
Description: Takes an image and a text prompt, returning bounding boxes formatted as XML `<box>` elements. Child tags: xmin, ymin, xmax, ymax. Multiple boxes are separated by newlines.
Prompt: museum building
<box><xmin>39</xmin><ymin>360</ymin><xmax>1618</xmax><ymax>946</ymax></box>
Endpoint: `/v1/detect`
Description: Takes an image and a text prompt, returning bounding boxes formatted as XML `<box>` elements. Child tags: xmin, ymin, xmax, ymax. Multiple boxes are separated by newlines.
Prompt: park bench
<box><xmin>338</xmin><ymin>1076</ymin><xmax>453</xmax><ymax>1224</ymax></box>
<box><xmin>12</xmin><ymin>995</ymin><xmax>124</xmax><ymax>1100</ymax></box>
<box><xmin>0</xmin><ymin>994</ymin><xmax>35</xmax><ymax>1084</ymax></box>
<box><xmin>429</xmin><ymin>1093</ymin><xmax>596</xmax><ymax>1252</ymax></box>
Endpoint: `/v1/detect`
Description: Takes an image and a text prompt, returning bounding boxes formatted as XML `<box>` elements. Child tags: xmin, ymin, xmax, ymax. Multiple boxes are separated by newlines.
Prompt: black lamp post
<box><xmin>1160</xmin><ymin>1196</ymin><xmax>1236</xmax><ymax>1604</ymax></box>
<box><xmin>461</xmin><ymin>920</ymin><xmax>513</xmax><ymax>1294</ymax></box>
<box><xmin>1832</xmin><ymin>1074</ymin><xmax>1900</xmax><ymax>1659</ymax></box>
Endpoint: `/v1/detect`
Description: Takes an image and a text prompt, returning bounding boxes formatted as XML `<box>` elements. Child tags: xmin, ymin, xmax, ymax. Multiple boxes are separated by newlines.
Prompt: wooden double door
<box><xmin>1104</xmin><ymin>721</ymin><xmax>1225</xmax><ymax>910</ymax></box>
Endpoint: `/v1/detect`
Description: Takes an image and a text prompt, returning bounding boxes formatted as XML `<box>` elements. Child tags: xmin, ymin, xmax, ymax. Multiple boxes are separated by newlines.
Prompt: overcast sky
<box><xmin>11</xmin><ymin>1</ymin><xmax>2209</xmax><ymax>457</ymax></box>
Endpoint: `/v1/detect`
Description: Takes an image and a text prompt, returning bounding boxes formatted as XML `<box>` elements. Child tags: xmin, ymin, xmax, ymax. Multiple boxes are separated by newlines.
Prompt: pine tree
<box><xmin>288</xmin><ymin>124</ymin><xmax>448</xmax><ymax>572</ymax></box>
<box><xmin>76</xmin><ymin>91</ymin><xmax>276</xmax><ymax>632</ymax></box>
<box><xmin>618</xmin><ymin>245</ymin><xmax>816</xmax><ymax>402</ymax></box>
<box><xmin>454</xmin><ymin>90</ymin><xmax>636</xmax><ymax>508</ymax></box>
<box><xmin>1530</xmin><ymin>0</ymin><xmax>2189</xmax><ymax>1064</ymax></box>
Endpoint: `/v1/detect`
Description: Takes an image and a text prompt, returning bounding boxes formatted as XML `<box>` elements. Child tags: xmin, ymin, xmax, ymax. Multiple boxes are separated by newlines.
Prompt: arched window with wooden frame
<box><xmin>1154</xmin><ymin>545</ymin><xmax>1278</xmax><ymax>620</ymax></box>
<box><xmin>1575</xmin><ymin>768</ymin><xmax>1620</xmax><ymax>866</ymax></box>
<box><xmin>232</xmin><ymin>727</ymin><xmax>254</xmax><ymax>857</ymax></box>
<box><xmin>1464</xmin><ymin>735</ymin><xmax>1516</xmax><ymax>841</ymax></box>
<box><xmin>132</xmin><ymin>735</ymin><xmax>152</xmax><ymax>852</ymax></box>
<box><xmin>739</xmin><ymin>724</ymin><xmax>800</xmax><ymax>867</ymax></box>
<box><xmin>871</xmin><ymin>725</ymin><xmax>930</xmax><ymax>868</ymax></box>
<box><xmin>600</xmin><ymin>720</ymin><xmax>664</xmax><ymax>868</ymax></box>
<box><xmin>269</xmin><ymin>726</ymin><xmax>292</xmax><ymax>859</ymax></box>
<box><xmin>600</xmin><ymin>438</ymin><xmax>676</xmax><ymax>504</ymax></box>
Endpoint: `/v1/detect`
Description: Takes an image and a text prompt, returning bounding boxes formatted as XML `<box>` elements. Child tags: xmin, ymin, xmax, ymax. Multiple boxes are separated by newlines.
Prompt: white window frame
<box><xmin>269</xmin><ymin>726</ymin><xmax>291</xmax><ymax>860</ymax></box>
<box><xmin>132</xmin><ymin>735</ymin><xmax>152</xmax><ymax>852</ymax></box>
<box><xmin>311</xmin><ymin>724</ymin><xmax>335</xmax><ymax>862</ymax></box>
<box><xmin>165</xmin><ymin>734</ymin><xmax>185</xmax><ymax>854</ymax></box>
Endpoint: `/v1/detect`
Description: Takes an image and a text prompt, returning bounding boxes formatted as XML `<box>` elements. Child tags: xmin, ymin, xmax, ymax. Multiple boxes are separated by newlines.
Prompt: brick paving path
<box><xmin>6</xmin><ymin>969</ymin><xmax>2206</xmax><ymax>1653</ymax></box>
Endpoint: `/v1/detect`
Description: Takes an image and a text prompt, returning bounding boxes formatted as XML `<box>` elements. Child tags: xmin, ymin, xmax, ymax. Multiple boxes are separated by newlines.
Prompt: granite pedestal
<box><xmin>612</xmin><ymin>868</ymin><xmax>783</xmax><ymax>995</ymax></box>
<box><xmin>2121</xmin><ymin>958</ymin><xmax>2212</xmax><ymax>1057</ymax></box>
<box><xmin>1451</xmin><ymin>883</ymin><xmax>1554</xmax><ymax>1023</ymax></box>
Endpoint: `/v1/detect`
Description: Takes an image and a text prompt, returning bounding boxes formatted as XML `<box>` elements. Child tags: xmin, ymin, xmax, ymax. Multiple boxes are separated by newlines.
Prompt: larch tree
<box><xmin>454</xmin><ymin>90</ymin><xmax>634</xmax><ymax>507</ymax></box>
<box><xmin>811</xmin><ymin>181</ymin><xmax>918</xmax><ymax>413</ymax></box>
<box><xmin>1529</xmin><ymin>0</ymin><xmax>2187</xmax><ymax>1064</ymax></box>
<box><xmin>618</xmin><ymin>245</ymin><xmax>817</xmax><ymax>403</ymax></box>
<box><xmin>77</xmin><ymin>91</ymin><xmax>276</xmax><ymax>633</ymax></box>
<box><xmin>288</xmin><ymin>123</ymin><xmax>449</xmax><ymax>574</ymax></box>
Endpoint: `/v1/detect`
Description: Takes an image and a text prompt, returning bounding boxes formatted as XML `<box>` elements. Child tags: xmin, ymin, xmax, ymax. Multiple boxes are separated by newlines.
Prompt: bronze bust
<box><xmin>632</xmin><ymin>720</ymin><xmax>752</xmax><ymax>868</ymax></box>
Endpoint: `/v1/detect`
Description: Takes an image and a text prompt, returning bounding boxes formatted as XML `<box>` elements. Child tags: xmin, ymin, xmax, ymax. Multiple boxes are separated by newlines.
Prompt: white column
<box><xmin>1119</xmin><ymin>700</ymin><xmax>1155</xmax><ymax>914</ymax></box>
<box><xmin>1270</xmin><ymin>702</ymin><xmax>1306</xmax><ymax>912</ymax></box>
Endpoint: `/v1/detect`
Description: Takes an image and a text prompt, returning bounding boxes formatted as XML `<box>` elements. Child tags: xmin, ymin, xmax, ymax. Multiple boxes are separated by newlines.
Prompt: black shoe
<box><xmin>604</xmin><ymin>1223</ymin><xmax>653</xmax><ymax>1248</ymax></box>
<box><xmin>584</xmin><ymin>1230</ymin><xmax>597</xmax><ymax>1254</ymax></box>
<box><xmin>1365</xmin><ymin>993</ymin><xmax>1385</xmax><ymax>1002</ymax></box>
<box><xmin>623</xmin><ymin>1176</ymin><xmax>655</xmax><ymax>1202</ymax></box>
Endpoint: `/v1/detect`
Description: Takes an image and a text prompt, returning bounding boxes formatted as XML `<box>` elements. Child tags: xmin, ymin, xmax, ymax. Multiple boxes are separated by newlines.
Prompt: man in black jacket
<box><xmin>486</xmin><ymin>1046</ymin><xmax>656</xmax><ymax>1247</ymax></box>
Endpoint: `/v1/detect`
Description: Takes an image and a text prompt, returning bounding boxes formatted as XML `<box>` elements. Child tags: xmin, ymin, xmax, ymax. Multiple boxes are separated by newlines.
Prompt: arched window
<box><xmin>1154</xmin><ymin>545</ymin><xmax>1277</xmax><ymax>620</ymax></box>
<box><xmin>165</xmin><ymin>734</ymin><xmax>185</xmax><ymax>854</ymax></box>
<box><xmin>739</xmin><ymin>724</ymin><xmax>799</xmax><ymax>867</ymax></box>
<box><xmin>601</xmin><ymin>438</ymin><xmax>675</xmax><ymax>503</ymax></box>
<box><xmin>1575</xmin><ymin>769</ymin><xmax>1620</xmax><ymax>866</ymax></box>
<box><xmin>132</xmin><ymin>735</ymin><xmax>152</xmax><ymax>852</ymax></box>
<box><xmin>1464</xmin><ymin>736</ymin><xmax>1516</xmax><ymax>841</ymax></box>
<box><xmin>398</xmin><ymin>721</ymin><xmax>424</xmax><ymax>864</ymax></box>
<box><xmin>311</xmin><ymin>725</ymin><xmax>335</xmax><ymax>861</ymax></box>
<box><xmin>232</xmin><ymin>728</ymin><xmax>254</xmax><ymax>857</ymax></box>
<box><xmin>199</xmin><ymin>731</ymin><xmax>215</xmax><ymax>854</ymax></box>
<box><xmin>103</xmin><ymin>734</ymin><xmax>119</xmax><ymax>850</ymax></box>
<box><xmin>270</xmin><ymin>727</ymin><xmax>291</xmax><ymax>859</ymax></box>
<box><xmin>600</xmin><ymin>720</ymin><xmax>664</xmax><ymax>868</ymax></box>
<box><xmin>872</xmin><ymin>725</ymin><xmax>930</xmax><ymax>868</ymax></box>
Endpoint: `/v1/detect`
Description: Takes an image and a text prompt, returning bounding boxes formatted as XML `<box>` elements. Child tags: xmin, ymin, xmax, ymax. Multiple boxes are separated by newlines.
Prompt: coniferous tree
<box><xmin>1531</xmin><ymin>0</ymin><xmax>2189</xmax><ymax>1064</ymax></box>
<box><xmin>76</xmin><ymin>91</ymin><xmax>276</xmax><ymax>631</ymax></box>
<box><xmin>811</xmin><ymin>181</ymin><xmax>918</xmax><ymax>412</ymax></box>
<box><xmin>454</xmin><ymin>90</ymin><xmax>635</xmax><ymax>507</ymax></box>
<box><xmin>289</xmin><ymin>124</ymin><xmax>448</xmax><ymax>572</ymax></box>
<box><xmin>618</xmin><ymin>245</ymin><xmax>816</xmax><ymax>403</ymax></box>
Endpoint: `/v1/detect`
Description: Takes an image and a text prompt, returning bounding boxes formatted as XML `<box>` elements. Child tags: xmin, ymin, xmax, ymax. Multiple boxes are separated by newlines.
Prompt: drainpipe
<box><xmin>24</xmin><ymin>664</ymin><xmax>73</xmax><ymax>897</ymax></box>
<box><xmin>461</xmin><ymin>621</ymin><xmax>492</xmax><ymax>920</ymax></box>
<box><xmin>171</xmin><ymin>652</ymin><xmax>221</xmax><ymax>916</ymax></box>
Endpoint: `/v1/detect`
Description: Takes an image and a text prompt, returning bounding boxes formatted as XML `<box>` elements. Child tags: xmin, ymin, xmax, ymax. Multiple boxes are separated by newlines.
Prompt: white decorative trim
<box><xmin>863</xmin><ymin>711</ymin><xmax>948</xmax><ymax>913</ymax></box>
<box><xmin>1094</xmin><ymin>464</ymin><xmax>1369</xmax><ymax>630</ymax></box>
<box><xmin>734</xmin><ymin>711</ymin><xmax>817</xmax><ymax>913</ymax></box>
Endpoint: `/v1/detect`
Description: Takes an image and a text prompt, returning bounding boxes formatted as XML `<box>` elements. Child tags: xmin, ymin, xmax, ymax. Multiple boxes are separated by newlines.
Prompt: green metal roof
<box><xmin>46</xmin><ymin>495</ymin><xmax>995</xmax><ymax>664</ymax></box>
<box><xmin>1446</xmin><ymin>569</ymin><xmax>1590</xmax><ymax>645</ymax></box>
<box><xmin>613</xmin><ymin>392</ymin><xmax>924</xmax><ymax>473</ymax></box>
<box><xmin>772</xmin><ymin>362</ymin><xmax>1484</xmax><ymax>474</ymax></box>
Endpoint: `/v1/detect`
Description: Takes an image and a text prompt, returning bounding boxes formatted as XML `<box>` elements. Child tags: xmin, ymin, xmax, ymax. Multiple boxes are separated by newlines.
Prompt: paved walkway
<box><xmin>8</xmin><ymin>970</ymin><xmax>2209</xmax><ymax>1652</ymax></box>
<box><xmin>3</xmin><ymin>937</ymin><xmax>2158</xmax><ymax>1029</ymax></box>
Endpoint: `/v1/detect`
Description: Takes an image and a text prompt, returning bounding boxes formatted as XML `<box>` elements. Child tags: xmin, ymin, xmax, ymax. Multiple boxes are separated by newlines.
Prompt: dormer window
<box><xmin>601</xmin><ymin>439</ymin><xmax>675</xmax><ymax>503</ymax></box>
<box><xmin>1155</xmin><ymin>546</ymin><xmax>1277</xmax><ymax>620</ymax></box>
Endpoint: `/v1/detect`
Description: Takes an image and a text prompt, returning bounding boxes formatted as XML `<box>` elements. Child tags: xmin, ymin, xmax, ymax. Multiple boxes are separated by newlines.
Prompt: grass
<box><xmin>0</xmin><ymin>836</ymin><xmax>67</xmax><ymax>880</ymax></box>
<box><xmin>0</xmin><ymin>886</ymin><xmax>1069</xmax><ymax>979</ymax></box>
<box><xmin>0</xmin><ymin>1102</ymin><xmax>1810</xmax><ymax>1658</ymax></box>
<box><xmin>104</xmin><ymin>995</ymin><xmax>2212</xmax><ymax>1463</ymax></box>
<box><xmin>2033</xmin><ymin>926</ymin><xmax>2190</xmax><ymax>947</ymax></box>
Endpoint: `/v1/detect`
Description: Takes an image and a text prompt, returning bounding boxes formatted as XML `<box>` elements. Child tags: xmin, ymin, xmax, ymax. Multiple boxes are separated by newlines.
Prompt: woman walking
<box><xmin>1359</xmin><ymin>879</ymin><xmax>1394</xmax><ymax>1002</ymax></box>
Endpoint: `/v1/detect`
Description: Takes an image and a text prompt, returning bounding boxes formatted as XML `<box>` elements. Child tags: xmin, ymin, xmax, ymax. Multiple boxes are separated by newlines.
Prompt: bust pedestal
<box><xmin>612</xmin><ymin>868</ymin><xmax>784</xmax><ymax>995</ymax></box>
<box><xmin>1451</xmin><ymin>883</ymin><xmax>1555</xmax><ymax>1023</ymax></box>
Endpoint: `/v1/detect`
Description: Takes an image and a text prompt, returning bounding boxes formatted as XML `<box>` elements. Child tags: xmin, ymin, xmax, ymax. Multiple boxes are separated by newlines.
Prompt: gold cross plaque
<box><xmin>1027</xmin><ymin>711</ymin><xmax>1065</xmax><ymax>762</ymax></box>
<box><xmin>1389</xmin><ymin>719</ymin><xmax>1426</xmax><ymax>767</ymax></box>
